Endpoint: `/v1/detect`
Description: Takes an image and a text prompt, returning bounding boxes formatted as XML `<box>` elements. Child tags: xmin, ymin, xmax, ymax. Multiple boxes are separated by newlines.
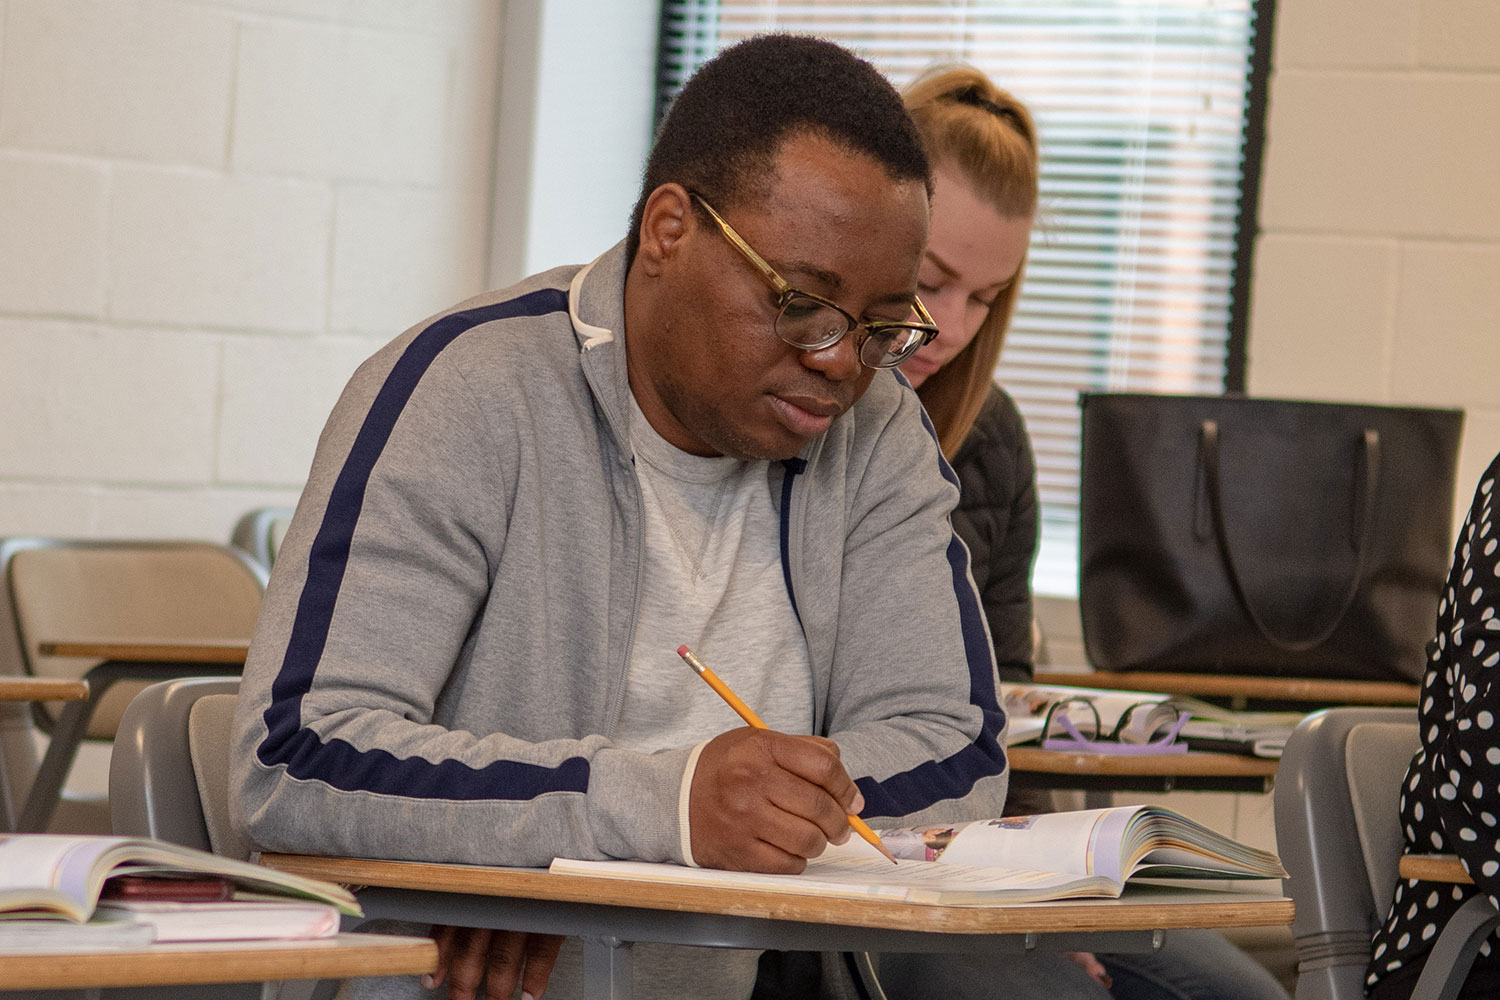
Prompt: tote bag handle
<box><xmin>1198</xmin><ymin>420</ymin><xmax>1381</xmax><ymax>652</ymax></box>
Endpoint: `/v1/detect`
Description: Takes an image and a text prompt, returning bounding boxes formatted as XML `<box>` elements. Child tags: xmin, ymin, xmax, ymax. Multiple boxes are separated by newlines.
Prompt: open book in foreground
<box><xmin>550</xmin><ymin>804</ymin><xmax>1286</xmax><ymax>906</ymax></box>
<box><xmin>1001</xmin><ymin>681</ymin><xmax>1300</xmax><ymax>757</ymax></box>
<box><xmin>0</xmin><ymin>835</ymin><xmax>358</xmax><ymax>951</ymax></box>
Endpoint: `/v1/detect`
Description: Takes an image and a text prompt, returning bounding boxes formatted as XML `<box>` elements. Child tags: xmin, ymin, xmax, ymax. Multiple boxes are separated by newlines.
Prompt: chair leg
<box><xmin>1408</xmin><ymin>895</ymin><xmax>1500</xmax><ymax>1000</ymax></box>
<box><xmin>16</xmin><ymin>660</ymin><xmax>242</xmax><ymax>832</ymax></box>
<box><xmin>843</xmin><ymin>951</ymin><xmax>890</xmax><ymax>1000</ymax></box>
<box><xmin>17</xmin><ymin>696</ymin><xmax>94</xmax><ymax>832</ymax></box>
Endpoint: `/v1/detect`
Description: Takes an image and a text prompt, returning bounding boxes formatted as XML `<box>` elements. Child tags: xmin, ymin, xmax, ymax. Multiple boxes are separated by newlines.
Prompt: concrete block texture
<box><xmin>1260</xmin><ymin>71</ymin><xmax>1500</xmax><ymax>239</ymax></box>
<box><xmin>216</xmin><ymin>334</ymin><xmax>373</xmax><ymax>485</ymax></box>
<box><xmin>1245</xmin><ymin>234</ymin><xmax>1396</xmax><ymax>402</ymax></box>
<box><xmin>0</xmin><ymin>319</ymin><xmax>219</xmax><ymax>482</ymax></box>
<box><xmin>232</xmin><ymin>18</ymin><xmax>449</xmax><ymax>185</ymax></box>
<box><xmin>1419</xmin><ymin>0</ymin><xmax>1500</xmax><ymax>70</ymax></box>
<box><xmin>0</xmin><ymin>0</ymin><xmax>235</xmax><ymax>165</ymax></box>
<box><xmin>213</xmin><ymin>0</ymin><xmax>482</xmax><ymax>35</ymax></box>
<box><xmin>0</xmin><ymin>483</ymin><xmax>298</xmax><ymax>541</ymax></box>
<box><xmin>330</xmin><ymin>186</ymin><xmax>489</xmax><ymax>336</ymax></box>
<box><xmin>1391</xmin><ymin>243</ymin><xmax>1500</xmax><ymax>410</ymax></box>
<box><xmin>90</xmin><ymin>485</ymin><xmax>303</xmax><ymax>543</ymax></box>
<box><xmin>108</xmin><ymin>165</ymin><xmax>331</xmax><ymax>331</ymax></box>
<box><xmin>0</xmin><ymin>0</ymin><xmax>503</xmax><ymax>539</ymax></box>
<box><xmin>0</xmin><ymin>155</ymin><xmax>109</xmax><ymax>316</ymax></box>
<box><xmin>1271</xmin><ymin>0</ymin><xmax>1419</xmax><ymax>69</ymax></box>
<box><xmin>0</xmin><ymin>485</ymin><xmax>99</xmax><ymax>536</ymax></box>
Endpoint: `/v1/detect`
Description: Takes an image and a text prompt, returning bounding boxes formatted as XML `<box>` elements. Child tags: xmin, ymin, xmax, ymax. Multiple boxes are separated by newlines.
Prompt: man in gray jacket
<box><xmin>231</xmin><ymin>34</ymin><xmax>1009</xmax><ymax>1000</ymax></box>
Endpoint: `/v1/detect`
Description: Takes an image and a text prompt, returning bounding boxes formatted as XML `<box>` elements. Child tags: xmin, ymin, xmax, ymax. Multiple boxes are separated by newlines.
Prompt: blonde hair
<box><xmin>903</xmin><ymin>66</ymin><xmax>1040</xmax><ymax>458</ymax></box>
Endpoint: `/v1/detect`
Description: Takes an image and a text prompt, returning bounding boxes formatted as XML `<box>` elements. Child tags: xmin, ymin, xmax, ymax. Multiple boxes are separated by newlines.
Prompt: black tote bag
<box><xmin>1078</xmin><ymin>393</ymin><xmax>1464</xmax><ymax>682</ymax></box>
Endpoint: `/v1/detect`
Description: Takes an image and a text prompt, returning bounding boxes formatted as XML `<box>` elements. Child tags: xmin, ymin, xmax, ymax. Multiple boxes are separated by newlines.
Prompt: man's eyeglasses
<box><xmin>691</xmin><ymin>194</ymin><xmax>939</xmax><ymax>370</ymax></box>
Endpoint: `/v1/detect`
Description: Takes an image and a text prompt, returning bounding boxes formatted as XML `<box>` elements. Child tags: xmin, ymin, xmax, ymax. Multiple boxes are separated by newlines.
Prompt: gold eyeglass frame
<box><xmin>690</xmin><ymin>193</ymin><xmax>939</xmax><ymax>370</ymax></box>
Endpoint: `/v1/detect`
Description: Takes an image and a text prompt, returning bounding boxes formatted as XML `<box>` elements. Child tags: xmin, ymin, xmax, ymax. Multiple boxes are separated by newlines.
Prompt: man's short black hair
<box><xmin>625</xmin><ymin>34</ymin><xmax>931</xmax><ymax>264</ymax></box>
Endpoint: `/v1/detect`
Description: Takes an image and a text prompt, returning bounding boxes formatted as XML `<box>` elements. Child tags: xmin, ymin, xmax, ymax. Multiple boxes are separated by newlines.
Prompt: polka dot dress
<box><xmin>1368</xmin><ymin>452</ymin><xmax>1500</xmax><ymax>992</ymax></box>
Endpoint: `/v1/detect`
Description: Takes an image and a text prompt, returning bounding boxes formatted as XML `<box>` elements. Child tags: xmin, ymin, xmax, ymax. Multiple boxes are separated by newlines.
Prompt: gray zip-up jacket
<box><xmin>230</xmin><ymin>242</ymin><xmax>1009</xmax><ymax>867</ymax></box>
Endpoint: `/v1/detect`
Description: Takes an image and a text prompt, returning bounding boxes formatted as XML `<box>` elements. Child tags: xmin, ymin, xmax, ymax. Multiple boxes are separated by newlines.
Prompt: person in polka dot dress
<box><xmin>1368</xmin><ymin>450</ymin><xmax>1500</xmax><ymax>1000</ymax></box>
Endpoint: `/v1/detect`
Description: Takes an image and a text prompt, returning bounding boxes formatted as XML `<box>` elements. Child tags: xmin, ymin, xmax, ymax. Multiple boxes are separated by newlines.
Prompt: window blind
<box><xmin>658</xmin><ymin>0</ymin><xmax>1267</xmax><ymax>596</ymax></box>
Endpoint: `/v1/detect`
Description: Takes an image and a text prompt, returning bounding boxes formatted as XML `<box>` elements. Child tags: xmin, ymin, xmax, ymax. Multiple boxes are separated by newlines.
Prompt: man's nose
<box><xmin>799</xmin><ymin>330</ymin><xmax>864</xmax><ymax>381</ymax></box>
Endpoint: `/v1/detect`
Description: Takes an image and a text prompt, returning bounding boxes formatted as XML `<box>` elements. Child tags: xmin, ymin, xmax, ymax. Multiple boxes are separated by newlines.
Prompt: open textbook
<box><xmin>0</xmin><ymin>834</ymin><xmax>359</xmax><ymax>938</ymax></box>
<box><xmin>550</xmin><ymin>804</ymin><xmax>1286</xmax><ymax>906</ymax></box>
<box><xmin>1001</xmin><ymin>681</ymin><xmax>1299</xmax><ymax>756</ymax></box>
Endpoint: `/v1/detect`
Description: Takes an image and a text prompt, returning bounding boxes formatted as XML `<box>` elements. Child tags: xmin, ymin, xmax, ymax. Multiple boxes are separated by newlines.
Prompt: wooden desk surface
<box><xmin>0</xmin><ymin>933</ymin><xmax>435</xmax><ymax>990</ymax></box>
<box><xmin>37</xmin><ymin>639</ymin><xmax>251</xmax><ymax>664</ymax></box>
<box><xmin>41</xmin><ymin>649</ymin><xmax>1417</xmax><ymax>705</ymax></box>
<box><xmin>1399</xmin><ymin>854</ymin><xmax>1473</xmax><ymax>884</ymax></box>
<box><xmin>260</xmin><ymin>854</ymin><xmax>1293</xmax><ymax>936</ymax></box>
<box><xmin>1007</xmin><ymin>746</ymin><xmax>1279</xmax><ymax>781</ymax></box>
<box><xmin>0</xmin><ymin>677</ymin><xmax>89</xmax><ymax>702</ymax></box>
<box><xmin>1033</xmin><ymin>670</ymin><xmax>1419</xmax><ymax>707</ymax></box>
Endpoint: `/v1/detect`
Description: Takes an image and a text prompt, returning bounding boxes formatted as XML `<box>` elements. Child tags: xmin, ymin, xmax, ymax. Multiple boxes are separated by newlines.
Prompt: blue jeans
<box><xmin>874</xmin><ymin>929</ymin><xmax>1289</xmax><ymax>1000</ymax></box>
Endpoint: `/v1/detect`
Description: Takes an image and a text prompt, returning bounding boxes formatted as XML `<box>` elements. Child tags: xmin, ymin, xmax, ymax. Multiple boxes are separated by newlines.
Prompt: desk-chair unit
<box><xmin>109</xmin><ymin>678</ymin><xmax>433</xmax><ymax>1000</ymax></box>
<box><xmin>109</xmin><ymin>676</ymin><xmax>244</xmax><ymax>857</ymax></box>
<box><xmin>230</xmin><ymin>506</ymin><xmax>295</xmax><ymax>572</ymax></box>
<box><xmin>0</xmin><ymin>538</ymin><xmax>266</xmax><ymax>833</ymax></box>
<box><xmin>1275</xmin><ymin>706</ymin><xmax>1499</xmax><ymax>1000</ymax></box>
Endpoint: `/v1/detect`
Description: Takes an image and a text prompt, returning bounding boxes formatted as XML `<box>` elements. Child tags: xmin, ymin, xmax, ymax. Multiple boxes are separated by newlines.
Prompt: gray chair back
<box><xmin>0</xmin><ymin>537</ymin><xmax>265</xmax><ymax>832</ymax></box>
<box><xmin>230</xmin><ymin>506</ymin><xmax>296</xmax><ymax>572</ymax></box>
<box><xmin>113</xmin><ymin>678</ymin><xmax>324</xmax><ymax>999</ymax></box>
<box><xmin>1</xmin><ymin>537</ymin><xmax>265</xmax><ymax>734</ymax></box>
<box><xmin>110</xmin><ymin>677</ymin><xmax>246</xmax><ymax>858</ymax></box>
<box><xmin>1274</xmin><ymin>706</ymin><xmax>1419</xmax><ymax>1000</ymax></box>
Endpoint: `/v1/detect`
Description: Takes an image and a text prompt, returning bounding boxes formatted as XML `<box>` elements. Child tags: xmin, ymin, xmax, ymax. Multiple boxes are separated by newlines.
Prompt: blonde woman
<box><xmin>755</xmin><ymin>67</ymin><xmax>1290</xmax><ymax>1000</ymax></box>
<box><xmin>900</xmin><ymin>65</ymin><xmax>1041</xmax><ymax>686</ymax></box>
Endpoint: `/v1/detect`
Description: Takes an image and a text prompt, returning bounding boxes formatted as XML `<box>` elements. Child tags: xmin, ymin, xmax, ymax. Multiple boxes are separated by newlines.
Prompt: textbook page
<box><xmin>881</xmin><ymin>808</ymin><xmax>1137</xmax><ymax>884</ymax></box>
<box><xmin>548</xmin><ymin>855</ymin><xmax>1116</xmax><ymax>905</ymax></box>
<box><xmin>862</xmin><ymin>805</ymin><xmax>1285</xmax><ymax>885</ymax></box>
<box><xmin>553</xmin><ymin>805</ymin><xmax>1282</xmax><ymax>903</ymax></box>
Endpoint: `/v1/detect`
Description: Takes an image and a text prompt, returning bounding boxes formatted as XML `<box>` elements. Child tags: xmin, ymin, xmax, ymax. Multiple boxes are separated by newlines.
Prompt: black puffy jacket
<box><xmin>948</xmin><ymin>383</ymin><xmax>1039</xmax><ymax>683</ymax></box>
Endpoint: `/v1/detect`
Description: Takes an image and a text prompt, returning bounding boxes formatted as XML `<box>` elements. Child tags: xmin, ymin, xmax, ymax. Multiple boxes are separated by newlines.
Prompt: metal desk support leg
<box><xmin>582</xmin><ymin>936</ymin><xmax>633</xmax><ymax>1000</ymax></box>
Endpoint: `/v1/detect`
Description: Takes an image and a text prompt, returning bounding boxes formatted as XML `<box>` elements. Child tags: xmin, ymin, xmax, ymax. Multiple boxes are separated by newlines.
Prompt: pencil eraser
<box><xmin>676</xmin><ymin>645</ymin><xmax>689</xmax><ymax>657</ymax></box>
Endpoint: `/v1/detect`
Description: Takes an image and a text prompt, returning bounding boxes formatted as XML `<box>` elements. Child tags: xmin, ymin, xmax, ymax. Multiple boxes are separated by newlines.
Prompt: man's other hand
<box><xmin>689</xmin><ymin>728</ymin><xmax>862</xmax><ymax>872</ymax></box>
<box><xmin>425</xmin><ymin>925</ymin><xmax>564</xmax><ymax>1000</ymax></box>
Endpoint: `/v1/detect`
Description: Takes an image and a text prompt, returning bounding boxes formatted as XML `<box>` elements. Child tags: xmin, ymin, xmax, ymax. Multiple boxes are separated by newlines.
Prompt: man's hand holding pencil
<box><xmin>678</xmin><ymin>645</ymin><xmax>897</xmax><ymax>872</ymax></box>
<box><xmin>688</xmin><ymin>726</ymin><xmax>866</xmax><ymax>872</ymax></box>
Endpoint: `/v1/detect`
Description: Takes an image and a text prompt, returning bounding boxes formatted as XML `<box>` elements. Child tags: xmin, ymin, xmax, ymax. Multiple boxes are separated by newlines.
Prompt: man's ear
<box><xmin>635</xmin><ymin>184</ymin><xmax>693</xmax><ymax>277</ymax></box>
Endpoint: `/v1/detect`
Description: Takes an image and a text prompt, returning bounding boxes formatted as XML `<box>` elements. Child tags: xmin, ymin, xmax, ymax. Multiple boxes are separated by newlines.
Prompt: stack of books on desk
<box><xmin>0</xmin><ymin>834</ymin><xmax>360</xmax><ymax>953</ymax></box>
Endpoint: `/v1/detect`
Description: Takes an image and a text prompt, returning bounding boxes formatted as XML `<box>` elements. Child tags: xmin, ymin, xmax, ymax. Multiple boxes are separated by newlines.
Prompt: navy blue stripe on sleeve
<box><xmin>777</xmin><ymin>457</ymin><xmax>808</xmax><ymax>627</ymax></box>
<box><xmin>855</xmin><ymin>382</ymin><xmax>1009</xmax><ymax>818</ymax></box>
<box><xmin>256</xmin><ymin>288</ymin><xmax>593</xmax><ymax>801</ymax></box>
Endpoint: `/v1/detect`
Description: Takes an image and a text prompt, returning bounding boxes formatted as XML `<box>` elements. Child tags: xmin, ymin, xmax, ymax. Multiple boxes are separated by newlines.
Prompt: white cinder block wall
<box><xmin>0</xmin><ymin>0</ymin><xmax>504</xmax><ymax>538</ymax></box>
<box><xmin>1</xmin><ymin>0</ymin><xmax>1493</xmax><ymax>547</ymax></box>
<box><xmin>4</xmin><ymin>0</ymin><xmax>1494</xmax><ymax>545</ymax></box>
<box><xmin>1251</xmin><ymin>0</ymin><xmax>1500</xmax><ymax>516</ymax></box>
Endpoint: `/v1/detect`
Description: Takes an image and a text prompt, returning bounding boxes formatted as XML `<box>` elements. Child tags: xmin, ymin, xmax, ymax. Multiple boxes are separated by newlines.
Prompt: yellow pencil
<box><xmin>676</xmin><ymin>644</ymin><xmax>898</xmax><ymax>864</ymax></box>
